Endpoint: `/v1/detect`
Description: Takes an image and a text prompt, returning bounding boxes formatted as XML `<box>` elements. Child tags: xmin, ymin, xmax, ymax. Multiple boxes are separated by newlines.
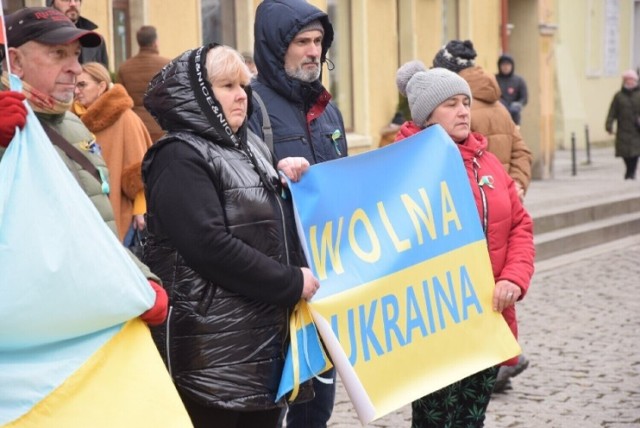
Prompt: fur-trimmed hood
<box><xmin>80</xmin><ymin>84</ymin><xmax>134</xmax><ymax>133</ymax></box>
<box><xmin>459</xmin><ymin>66</ymin><xmax>502</xmax><ymax>104</ymax></box>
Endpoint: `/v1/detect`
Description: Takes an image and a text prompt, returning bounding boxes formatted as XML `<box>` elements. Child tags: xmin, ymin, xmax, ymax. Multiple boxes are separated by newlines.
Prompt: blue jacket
<box><xmin>248</xmin><ymin>0</ymin><xmax>348</xmax><ymax>164</ymax></box>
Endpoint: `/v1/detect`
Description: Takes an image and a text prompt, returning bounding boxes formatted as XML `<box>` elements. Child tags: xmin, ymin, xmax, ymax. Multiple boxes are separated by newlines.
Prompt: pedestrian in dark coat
<box><xmin>496</xmin><ymin>54</ymin><xmax>528</xmax><ymax>125</ymax></box>
<box><xmin>606</xmin><ymin>69</ymin><xmax>640</xmax><ymax>179</ymax></box>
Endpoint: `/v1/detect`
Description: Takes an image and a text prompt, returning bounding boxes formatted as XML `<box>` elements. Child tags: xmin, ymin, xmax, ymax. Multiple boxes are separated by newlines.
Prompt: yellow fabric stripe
<box><xmin>132</xmin><ymin>190</ymin><xmax>146</xmax><ymax>215</ymax></box>
<box><xmin>288</xmin><ymin>301</ymin><xmax>302</xmax><ymax>402</ymax></box>
<box><xmin>5</xmin><ymin>319</ymin><xmax>192</xmax><ymax>428</ymax></box>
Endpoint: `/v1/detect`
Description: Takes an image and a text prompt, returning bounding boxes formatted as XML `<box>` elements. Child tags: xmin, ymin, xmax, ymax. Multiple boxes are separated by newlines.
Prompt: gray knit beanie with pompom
<box><xmin>396</xmin><ymin>62</ymin><xmax>472</xmax><ymax>127</ymax></box>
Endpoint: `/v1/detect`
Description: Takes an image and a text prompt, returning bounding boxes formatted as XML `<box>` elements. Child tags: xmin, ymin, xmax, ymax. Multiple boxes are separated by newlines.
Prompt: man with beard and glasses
<box><xmin>47</xmin><ymin>0</ymin><xmax>109</xmax><ymax>68</ymax></box>
<box><xmin>248</xmin><ymin>1</ymin><xmax>348</xmax><ymax>427</ymax></box>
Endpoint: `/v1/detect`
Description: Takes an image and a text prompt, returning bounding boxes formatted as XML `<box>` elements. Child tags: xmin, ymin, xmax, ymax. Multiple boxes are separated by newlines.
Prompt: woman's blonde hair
<box><xmin>81</xmin><ymin>62</ymin><xmax>113</xmax><ymax>90</ymax></box>
<box><xmin>205</xmin><ymin>45</ymin><xmax>251</xmax><ymax>85</ymax></box>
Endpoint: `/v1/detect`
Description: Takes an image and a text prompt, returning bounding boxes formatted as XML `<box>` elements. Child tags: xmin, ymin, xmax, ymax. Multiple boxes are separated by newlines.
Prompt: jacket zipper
<box><xmin>473</xmin><ymin>157</ymin><xmax>489</xmax><ymax>237</ymax></box>
<box><xmin>165</xmin><ymin>251</ymin><xmax>179</xmax><ymax>377</ymax></box>
<box><xmin>274</xmin><ymin>183</ymin><xmax>292</xmax><ymax>356</ymax></box>
<box><xmin>165</xmin><ymin>305</ymin><xmax>173</xmax><ymax>377</ymax></box>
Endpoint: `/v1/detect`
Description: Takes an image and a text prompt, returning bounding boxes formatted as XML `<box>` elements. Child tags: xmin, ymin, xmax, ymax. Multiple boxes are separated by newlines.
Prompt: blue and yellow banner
<box><xmin>284</xmin><ymin>125</ymin><xmax>520</xmax><ymax>424</ymax></box>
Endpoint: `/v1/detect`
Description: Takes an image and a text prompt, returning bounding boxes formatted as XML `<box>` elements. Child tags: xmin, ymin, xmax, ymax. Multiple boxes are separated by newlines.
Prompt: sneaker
<box><xmin>501</xmin><ymin>354</ymin><xmax>530</xmax><ymax>379</ymax></box>
<box><xmin>493</xmin><ymin>355</ymin><xmax>530</xmax><ymax>393</ymax></box>
<box><xmin>493</xmin><ymin>377</ymin><xmax>512</xmax><ymax>393</ymax></box>
<box><xmin>511</xmin><ymin>354</ymin><xmax>530</xmax><ymax>377</ymax></box>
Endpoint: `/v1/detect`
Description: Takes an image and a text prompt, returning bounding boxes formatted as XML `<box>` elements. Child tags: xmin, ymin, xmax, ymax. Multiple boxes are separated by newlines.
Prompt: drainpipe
<box><xmin>501</xmin><ymin>0</ymin><xmax>509</xmax><ymax>54</ymax></box>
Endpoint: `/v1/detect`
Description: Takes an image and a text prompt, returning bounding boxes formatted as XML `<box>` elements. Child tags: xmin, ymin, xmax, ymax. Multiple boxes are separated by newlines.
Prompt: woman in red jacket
<box><xmin>394</xmin><ymin>62</ymin><xmax>535</xmax><ymax>427</ymax></box>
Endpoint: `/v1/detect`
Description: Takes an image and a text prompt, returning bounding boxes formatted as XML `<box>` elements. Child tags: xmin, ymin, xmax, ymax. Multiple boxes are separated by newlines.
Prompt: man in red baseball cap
<box><xmin>4</xmin><ymin>6</ymin><xmax>102</xmax><ymax>49</ymax></box>
<box><xmin>0</xmin><ymin>7</ymin><xmax>167</xmax><ymax>326</ymax></box>
<box><xmin>2</xmin><ymin>7</ymin><xmax>101</xmax><ymax>109</ymax></box>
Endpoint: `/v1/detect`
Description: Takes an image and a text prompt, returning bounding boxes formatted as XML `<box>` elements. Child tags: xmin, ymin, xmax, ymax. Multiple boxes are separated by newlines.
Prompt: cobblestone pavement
<box><xmin>323</xmin><ymin>146</ymin><xmax>640</xmax><ymax>427</ymax></box>
<box><xmin>328</xmin><ymin>237</ymin><xmax>640</xmax><ymax>427</ymax></box>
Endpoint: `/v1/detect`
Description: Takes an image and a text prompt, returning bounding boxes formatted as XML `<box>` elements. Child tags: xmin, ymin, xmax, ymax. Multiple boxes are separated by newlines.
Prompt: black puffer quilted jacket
<box><xmin>142</xmin><ymin>46</ymin><xmax>310</xmax><ymax>410</ymax></box>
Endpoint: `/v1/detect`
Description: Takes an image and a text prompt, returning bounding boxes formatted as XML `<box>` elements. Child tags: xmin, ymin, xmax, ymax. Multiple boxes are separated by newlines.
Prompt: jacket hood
<box><xmin>253</xmin><ymin>0</ymin><xmax>334</xmax><ymax>103</ymax></box>
<box><xmin>144</xmin><ymin>44</ymin><xmax>247</xmax><ymax>147</ymax></box>
<box><xmin>497</xmin><ymin>54</ymin><xmax>514</xmax><ymax>77</ymax></box>
<box><xmin>459</xmin><ymin>66</ymin><xmax>501</xmax><ymax>104</ymax></box>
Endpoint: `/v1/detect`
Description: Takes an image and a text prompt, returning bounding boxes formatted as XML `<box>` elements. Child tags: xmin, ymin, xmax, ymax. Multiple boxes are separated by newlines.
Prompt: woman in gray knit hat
<box><xmin>392</xmin><ymin>63</ymin><xmax>535</xmax><ymax>427</ymax></box>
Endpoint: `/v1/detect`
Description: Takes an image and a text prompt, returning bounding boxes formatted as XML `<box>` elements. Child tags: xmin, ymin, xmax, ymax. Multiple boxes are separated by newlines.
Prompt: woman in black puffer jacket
<box><xmin>142</xmin><ymin>44</ymin><xmax>319</xmax><ymax>428</ymax></box>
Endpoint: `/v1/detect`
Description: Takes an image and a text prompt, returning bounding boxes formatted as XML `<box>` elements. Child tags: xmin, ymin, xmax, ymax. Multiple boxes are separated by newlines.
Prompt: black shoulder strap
<box><xmin>41</xmin><ymin>123</ymin><xmax>102</xmax><ymax>183</ymax></box>
<box><xmin>252</xmin><ymin>91</ymin><xmax>273</xmax><ymax>152</ymax></box>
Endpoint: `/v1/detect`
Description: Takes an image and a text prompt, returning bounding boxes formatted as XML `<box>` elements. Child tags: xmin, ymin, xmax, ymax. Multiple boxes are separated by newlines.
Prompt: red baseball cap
<box><xmin>5</xmin><ymin>7</ymin><xmax>102</xmax><ymax>48</ymax></box>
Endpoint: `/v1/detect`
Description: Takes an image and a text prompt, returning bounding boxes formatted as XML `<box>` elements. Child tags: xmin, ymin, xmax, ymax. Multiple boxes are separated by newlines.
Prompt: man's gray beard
<box><xmin>286</xmin><ymin>64</ymin><xmax>321</xmax><ymax>83</ymax></box>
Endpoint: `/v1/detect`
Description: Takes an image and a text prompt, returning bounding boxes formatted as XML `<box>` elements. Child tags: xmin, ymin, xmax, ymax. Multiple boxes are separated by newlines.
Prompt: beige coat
<box><xmin>78</xmin><ymin>84</ymin><xmax>152</xmax><ymax>241</ymax></box>
<box><xmin>460</xmin><ymin>66</ymin><xmax>532</xmax><ymax>193</ymax></box>
<box><xmin>116</xmin><ymin>47</ymin><xmax>171</xmax><ymax>142</ymax></box>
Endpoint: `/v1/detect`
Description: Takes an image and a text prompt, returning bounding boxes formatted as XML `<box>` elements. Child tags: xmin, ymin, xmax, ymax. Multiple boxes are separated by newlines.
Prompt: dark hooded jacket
<box><xmin>248</xmin><ymin>0</ymin><xmax>348</xmax><ymax>164</ymax></box>
<box><xmin>74</xmin><ymin>16</ymin><xmax>109</xmax><ymax>67</ymax></box>
<box><xmin>141</xmin><ymin>45</ymin><xmax>308</xmax><ymax>410</ymax></box>
<box><xmin>605</xmin><ymin>84</ymin><xmax>640</xmax><ymax>158</ymax></box>
<box><xmin>496</xmin><ymin>55</ymin><xmax>528</xmax><ymax>125</ymax></box>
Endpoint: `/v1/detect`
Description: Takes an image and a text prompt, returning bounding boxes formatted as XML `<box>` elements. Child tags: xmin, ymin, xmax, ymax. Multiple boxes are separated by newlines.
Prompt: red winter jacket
<box><xmin>396</xmin><ymin>122</ymin><xmax>535</xmax><ymax>365</ymax></box>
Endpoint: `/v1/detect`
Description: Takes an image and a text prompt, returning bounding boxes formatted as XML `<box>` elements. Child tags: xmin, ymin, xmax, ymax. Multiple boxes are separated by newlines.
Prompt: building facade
<box><xmin>3</xmin><ymin>0</ymin><xmax>638</xmax><ymax>179</ymax></box>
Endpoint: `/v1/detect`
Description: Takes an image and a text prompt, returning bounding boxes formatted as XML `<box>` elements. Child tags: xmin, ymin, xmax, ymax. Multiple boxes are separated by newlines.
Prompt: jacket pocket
<box><xmin>273</xmin><ymin>135</ymin><xmax>314</xmax><ymax>161</ymax></box>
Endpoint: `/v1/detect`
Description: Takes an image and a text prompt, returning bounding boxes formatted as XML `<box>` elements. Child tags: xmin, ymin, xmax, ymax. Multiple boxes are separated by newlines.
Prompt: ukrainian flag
<box><xmin>0</xmin><ymin>75</ymin><xmax>191</xmax><ymax>427</ymax></box>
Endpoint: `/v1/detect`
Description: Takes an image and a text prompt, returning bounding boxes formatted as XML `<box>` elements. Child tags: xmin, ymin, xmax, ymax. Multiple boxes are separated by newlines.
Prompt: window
<box><xmin>202</xmin><ymin>0</ymin><xmax>236</xmax><ymax>46</ymax></box>
<box><xmin>2</xmin><ymin>0</ymin><xmax>25</xmax><ymax>14</ymax></box>
<box><xmin>112</xmin><ymin>0</ymin><xmax>131</xmax><ymax>72</ymax></box>
<box><xmin>443</xmin><ymin>0</ymin><xmax>460</xmax><ymax>42</ymax></box>
<box><xmin>327</xmin><ymin>0</ymin><xmax>354</xmax><ymax>131</ymax></box>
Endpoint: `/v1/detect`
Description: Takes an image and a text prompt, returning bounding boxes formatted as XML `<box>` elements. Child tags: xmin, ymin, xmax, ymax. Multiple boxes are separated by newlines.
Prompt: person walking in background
<box><xmin>394</xmin><ymin>63</ymin><xmax>535</xmax><ymax>427</ymax></box>
<box><xmin>248</xmin><ymin>1</ymin><xmax>348</xmax><ymax>426</ymax></box>
<box><xmin>496</xmin><ymin>54</ymin><xmax>528</xmax><ymax>126</ymax></box>
<box><xmin>1</xmin><ymin>7</ymin><xmax>165</xmax><ymax>325</ymax></box>
<box><xmin>141</xmin><ymin>43</ymin><xmax>320</xmax><ymax>428</ymax></box>
<box><xmin>606</xmin><ymin>69</ymin><xmax>640</xmax><ymax>180</ymax></box>
<box><xmin>117</xmin><ymin>25</ymin><xmax>171</xmax><ymax>142</ymax></box>
<box><xmin>433</xmin><ymin>39</ymin><xmax>532</xmax><ymax>200</ymax></box>
<box><xmin>47</xmin><ymin>0</ymin><xmax>109</xmax><ymax>68</ymax></box>
<box><xmin>72</xmin><ymin>62</ymin><xmax>153</xmax><ymax>244</ymax></box>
